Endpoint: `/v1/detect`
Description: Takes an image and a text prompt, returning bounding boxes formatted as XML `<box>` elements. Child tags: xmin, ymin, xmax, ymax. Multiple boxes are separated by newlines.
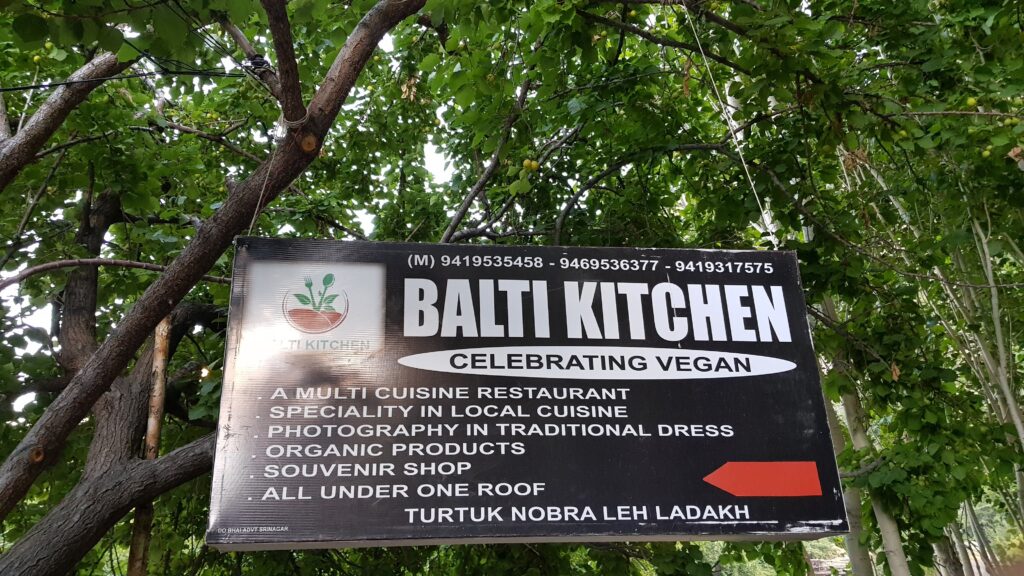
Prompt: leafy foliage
<box><xmin>0</xmin><ymin>0</ymin><xmax>1022</xmax><ymax>573</ymax></box>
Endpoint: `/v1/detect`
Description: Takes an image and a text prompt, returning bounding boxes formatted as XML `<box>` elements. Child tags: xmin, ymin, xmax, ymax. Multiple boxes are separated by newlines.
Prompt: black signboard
<box><xmin>206</xmin><ymin>238</ymin><xmax>847</xmax><ymax>550</ymax></box>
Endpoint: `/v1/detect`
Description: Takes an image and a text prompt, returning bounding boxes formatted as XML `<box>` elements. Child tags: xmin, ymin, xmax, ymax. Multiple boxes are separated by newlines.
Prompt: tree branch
<box><xmin>841</xmin><ymin>456</ymin><xmax>887</xmax><ymax>479</ymax></box>
<box><xmin>592</xmin><ymin>0</ymin><xmax>749</xmax><ymax>36</ymax></box>
<box><xmin>0</xmin><ymin>434</ymin><xmax>215</xmax><ymax>576</ymax></box>
<box><xmin>37</xmin><ymin>122</ymin><xmax>262</xmax><ymax>166</ymax></box>
<box><xmin>57</xmin><ymin>191</ymin><xmax>123</xmax><ymax>372</ymax></box>
<box><xmin>0</xmin><ymin>82</ymin><xmax>11</xmax><ymax>141</ymax></box>
<box><xmin>0</xmin><ymin>52</ymin><xmax>135</xmax><ymax>193</ymax></box>
<box><xmin>321</xmin><ymin>216</ymin><xmax>368</xmax><ymax>240</ymax></box>
<box><xmin>554</xmin><ymin>142</ymin><xmax>722</xmax><ymax>244</ymax></box>
<box><xmin>219</xmin><ymin>17</ymin><xmax>284</xmax><ymax>101</ymax></box>
<box><xmin>577</xmin><ymin>10</ymin><xmax>750</xmax><ymax>75</ymax></box>
<box><xmin>885</xmin><ymin>110</ymin><xmax>1022</xmax><ymax>119</ymax></box>
<box><xmin>806</xmin><ymin>306</ymin><xmax>888</xmax><ymax>365</ymax></box>
<box><xmin>448</xmin><ymin>197</ymin><xmax>518</xmax><ymax>243</ymax></box>
<box><xmin>440</xmin><ymin>76</ymin><xmax>532</xmax><ymax>243</ymax></box>
<box><xmin>165</xmin><ymin>121</ymin><xmax>263</xmax><ymax>163</ymax></box>
<box><xmin>448</xmin><ymin>125</ymin><xmax>582</xmax><ymax>243</ymax></box>
<box><xmin>0</xmin><ymin>0</ymin><xmax>424</xmax><ymax>525</ymax></box>
<box><xmin>33</xmin><ymin>131</ymin><xmax>118</xmax><ymax>160</ymax></box>
<box><xmin>666</xmin><ymin>3</ymin><xmax>821</xmax><ymax>83</ymax></box>
<box><xmin>722</xmin><ymin>152</ymin><xmax>1024</xmax><ymax>289</ymax></box>
<box><xmin>259</xmin><ymin>0</ymin><xmax>306</xmax><ymax>123</ymax></box>
<box><xmin>1</xmin><ymin>149</ymin><xmax>67</xmax><ymax>270</ymax></box>
<box><xmin>0</xmin><ymin>258</ymin><xmax>230</xmax><ymax>293</ymax></box>
<box><xmin>22</xmin><ymin>374</ymin><xmax>72</xmax><ymax>395</ymax></box>
<box><xmin>416</xmin><ymin>14</ymin><xmax>450</xmax><ymax>49</ymax></box>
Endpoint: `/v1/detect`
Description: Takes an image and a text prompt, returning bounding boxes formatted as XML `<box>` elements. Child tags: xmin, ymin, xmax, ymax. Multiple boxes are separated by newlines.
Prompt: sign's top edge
<box><xmin>233</xmin><ymin>236</ymin><xmax>796</xmax><ymax>256</ymax></box>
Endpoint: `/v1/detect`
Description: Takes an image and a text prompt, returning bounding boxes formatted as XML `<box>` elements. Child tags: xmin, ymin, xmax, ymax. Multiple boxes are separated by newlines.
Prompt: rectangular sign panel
<box><xmin>207</xmin><ymin>238</ymin><xmax>847</xmax><ymax>550</ymax></box>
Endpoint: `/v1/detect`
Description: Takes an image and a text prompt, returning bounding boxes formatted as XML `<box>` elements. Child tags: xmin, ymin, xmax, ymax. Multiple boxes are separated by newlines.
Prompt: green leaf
<box><xmin>13</xmin><ymin>14</ymin><xmax>48</xmax><ymax>43</ymax></box>
<box><xmin>822</xmin><ymin>21</ymin><xmax>844</xmax><ymax>40</ymax></box>
<box><xmin>97</xmin><ymin>26</ymin><xmax>124</xmax><ymax>52</ymax></box>
<box><xmin>117</xmin><ymin>41</ymin><xmax>139</xmax><ymax>62</ymax></box>
<box><xmin>293</xmin><ymin>293</ymin><xmax>312</xmax><ymax>305</ymax></box>
<box><xmin>323</xmin><ymin>294</ymin><xmax>338</xmax><ymax>305</ymax></box>
<box><xmin>418</xmin><ymin>53</ymin><xmax>441</xmax><ymax>72</ymax></box>
<box><xmin>844</xmin><ymin>131</ymin><xmax>858</xmax><ymax>151</ymax></box>
<box><xmin>227</xmin><ymin>0</ymin><xmax>253</xmax><ymax>24</ymax></box>
<box><xmin>152</xmin><ymin>7</ymin><xmax>188</xmax><ymax>47</ymax></box>
<box><xmin>454</xmin><ymin>85</ymin><xmax>475</xmax><ymax>108</ymax></box>
<box><xmin>509</xmin><ymin>177</ymin><xmax>532</xmax><ymax>196</ymax></box>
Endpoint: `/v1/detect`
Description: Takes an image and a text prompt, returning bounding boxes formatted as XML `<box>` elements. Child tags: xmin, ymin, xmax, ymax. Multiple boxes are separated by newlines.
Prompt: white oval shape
<box><xmin>397</xmin><ymin>346</ymin><xmax>796</xmax><ymax>380</ymax></box>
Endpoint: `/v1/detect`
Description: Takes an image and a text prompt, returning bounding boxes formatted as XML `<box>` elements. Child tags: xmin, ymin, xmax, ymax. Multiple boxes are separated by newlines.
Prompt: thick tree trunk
<box><xmin>934</xmin><ymin>535</ymin><xmax>967</xmax><ymax>576</ymax></box>
<box><xmin>0</xmin><ymin>435</ymin><xmax>215</xmax><ymax>576</ymax></box>
<box><xmin>60</xmin><ymin>190</ymin><xmax>122</xmax><ymax>372</ymax></box>
<box><xmin>966</xmin><ymin>502</ymin><xmax>999</xmax><ymax>573</ymax></box>
<box><xmin>824</xmin><ymin>397</ymin><xmax>875</xmax><ymax>576</ymax></box>
<box><xmin>842</xmin><ymin>391</ymin><xmax>912</xmax><ymax>576</ymax></box>
<box><xmin>1015</xmin><ymin>468</ymin><xmax>1024</xmax><ymax>528</ymax></box>
<box><xmin>0</xmin><ymin>303</ymin><xmax>219</xmax><ymax>576</ymax></box>
<box><xmin>934</xmin><ymin>545</ymin><xmax>951</xmax><ymax>576</ymax></box>
<box><xmin>949</xmin><ymin>522</ymin><xmax>978</xmax><ymax>576</ymax></box>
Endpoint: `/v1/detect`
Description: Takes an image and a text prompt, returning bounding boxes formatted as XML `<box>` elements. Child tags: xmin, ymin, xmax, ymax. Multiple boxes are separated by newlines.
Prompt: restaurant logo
<box><xmin>282</xmin><ymin>273</ymin><xmax>349</xmax><ymax>334</ymax></box>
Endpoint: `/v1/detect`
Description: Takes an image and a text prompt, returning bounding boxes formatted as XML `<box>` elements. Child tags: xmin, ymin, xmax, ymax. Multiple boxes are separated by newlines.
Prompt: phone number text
<box><xmin>440</xmin><ymin>254</ymin><xmax>545</xmax><ymax>268</ymax></box>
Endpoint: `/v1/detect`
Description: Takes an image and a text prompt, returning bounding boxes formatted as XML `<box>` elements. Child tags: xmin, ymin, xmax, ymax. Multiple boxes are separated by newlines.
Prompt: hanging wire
<box><xmin>247</xmin><ymin>144</ymin><xmax>280</xmax><ymax>236</ymax></box>
<box><xmin>168</xmin><ymin>0</ymin><xmax>244</xmax><ymax>66</ymax></box>
<box><xmin>121</xmin><ymin>37</ymin><xmax>220</xmax><ymax>76</ymax></box>
<box><xmin>0</xmin><ymin>70</ymin><xmax>244</xmax><ymax>93</ymax></box>
<box><xmin>165</xmin><ymin>1</ymin><xmax>282</xmax><ymax>99</ymax></box>
<box><xmin>0</xmin><ymin>6</ymin><xmax>270</xmax><ymax>95</ymax></box>
<box><xmin>676</xmin><ymin>6</ymin><xmax>779</xmax><ymax>248</ymax></box>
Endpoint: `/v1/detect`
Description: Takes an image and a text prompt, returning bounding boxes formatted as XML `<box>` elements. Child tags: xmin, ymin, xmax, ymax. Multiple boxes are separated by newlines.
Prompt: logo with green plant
<box><xmin>282</xmin><ymin>273</ymin><xmax>350</xmax><ymax>333</ymax></box>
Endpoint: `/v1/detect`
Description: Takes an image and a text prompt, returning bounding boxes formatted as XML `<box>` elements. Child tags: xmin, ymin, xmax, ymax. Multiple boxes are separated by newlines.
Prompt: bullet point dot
<box><xmin>250</xmin><ymin>475</ymin><xmax>254</xmax><ymax>479</ymax></box>
<box><xmin>248</xmin><ymin>497</ymin><xmax>252</xmax><ymax>501</ymax></box>
<box><xmin>253</xmin><ymin>435</ymin><xmax>258</xmax><ymax>438</ymax></box>
<box><xmin>251</xmin><ymin>455</ymin><xmax>256</xmax><ymax>459</ymax></box>
<box><xmin>257</xmin><ymin>397</ymin><xmax>263</xmax><ymax>400</ymax></box>
<box><xmin>255</xmin><ymin>416</ymin><xmax>260</xmax><ymax>419</ymax></box>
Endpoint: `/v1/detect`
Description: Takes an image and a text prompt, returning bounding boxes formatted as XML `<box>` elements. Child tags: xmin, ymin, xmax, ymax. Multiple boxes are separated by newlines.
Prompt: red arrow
<box><xmin>703</xmin><ymin>461</ymin><xmax>822</xmax><ymax>497</ymax></box>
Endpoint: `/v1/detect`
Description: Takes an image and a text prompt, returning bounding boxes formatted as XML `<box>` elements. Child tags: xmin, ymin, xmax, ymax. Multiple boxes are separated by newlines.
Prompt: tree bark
<box><xmin>259</xmin><ymin>0</ymin><xmax>306</xmax><ymax>122</ymax></box>
<box><xmin>218</xmin><ymin>18</ymin><xmax>283</xmax><ymax>100</ymax></box>
<box><xmin>59</xmin><ymin>191</ymin><xmax>121</xmax><ymax>372</ymax></box>
<box><xmin>0</xmin><ymin>0</ymin><xmax>426</xmax><ymax>524</ymax></box>
<box><xmin>842</xmin><ymin>390</ymin><xmax>912</xmax><ymax>576</ymax></box>
<box><xmin>0</xmin><ymin>435</ymin><xmax>215</xmax><ymax>576</ymax></box>
<box><xmin>0</xmin><ymin>300</ymin><xmax>223</xmax><ymax>574</ymax></box>
<box><xmin>0</xmin><ymin>52</ymin><xmax>133</xmax><ymax>192</ymax></box>
<box><xmin>966</xmin><ymin>501</ymin><xmax>999</xmax><ymax>573</ymax></box>
<box><xmin>824</xmin><ymin>397</ymin><xmax>875</xmax><ymax>576</ymax></box>
<box><xmin>934</xmin><ymin>535</ymin><xmax>967</xmax><ymax>576</ymax></box>
<box><xmin>127</xmin><ymin>317</ymin><xmax>172</xmax><ymax>576</ymax></box>
<box><xmin>949</xmin><ymin>522</ymin><xmax>978</xmax><ymax>576</ymax></box>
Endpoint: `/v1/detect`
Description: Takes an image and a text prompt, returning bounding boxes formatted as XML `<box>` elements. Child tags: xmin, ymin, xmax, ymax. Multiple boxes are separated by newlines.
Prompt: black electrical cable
<box><xmin>121</xmin><ymin>37</ymin><xmax>215</xmax><ymax>75</ymax></box>
<box><xmin>168</xmin><ymin>0</ymin><xmax>241</xmax><ymax>64</ymax></box>
<box><xmin>3</xmin><ymin>3</ymin><xmax>255</xmax><ymax>95</ymax></box>
<box><xmin>165</xmin><ymin>1</ymin><xmax>281</xmax><ymax>96</ymax></box>
<box><xmin>0</xmin><ymin>70</ymin><xmax>244</xmax><ymax>93</ymax></box>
